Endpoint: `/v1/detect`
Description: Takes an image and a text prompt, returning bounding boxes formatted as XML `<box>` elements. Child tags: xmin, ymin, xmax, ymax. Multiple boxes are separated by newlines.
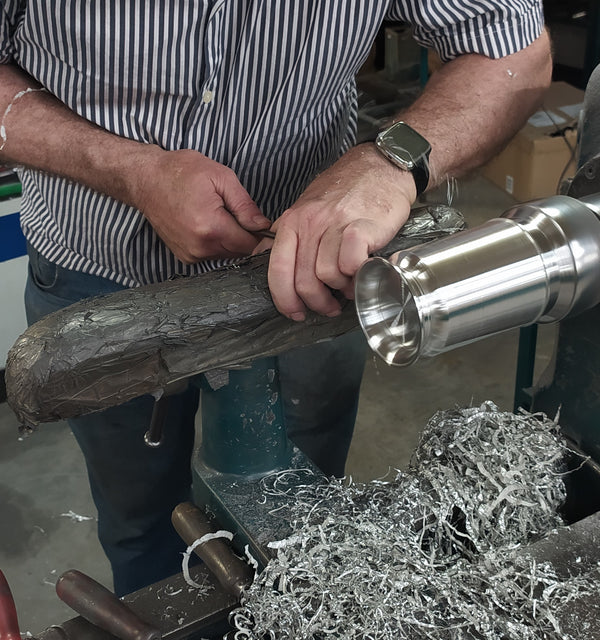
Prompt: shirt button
<box><xmin>202</xmin><ymin>90</ymin><xmax>214</xmax><ymax>104</ymax></box>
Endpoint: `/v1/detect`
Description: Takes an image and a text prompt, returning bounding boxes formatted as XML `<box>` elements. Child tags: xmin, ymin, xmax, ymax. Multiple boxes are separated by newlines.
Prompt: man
<box><xmin>0</xmin><ymin>2</ymin><xmax>551</xmax><ymax>595</ymax></box>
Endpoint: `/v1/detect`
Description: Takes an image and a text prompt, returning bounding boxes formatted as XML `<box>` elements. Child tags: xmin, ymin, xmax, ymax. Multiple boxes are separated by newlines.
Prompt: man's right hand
<box><xmin>131</xmin><ymin>148</ymin><xmax>271</xmax><ymax>262</ymax></box>
<box><xmin>0</xmin><ymin>64</ymin><xmax>271</xmax><ymax>264</ymax></box>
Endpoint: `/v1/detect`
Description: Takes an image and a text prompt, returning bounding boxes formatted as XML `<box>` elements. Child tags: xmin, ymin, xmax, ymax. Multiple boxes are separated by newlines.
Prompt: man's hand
<box><xmin>263</xmin><ymin>29</ymin><xmax>552</xmax><ymax>322</ymax></box>
<box><xmin>133</xmin><ymin>148</ymin><xmax>271</xmax><ymax>262</ymax></box>
<box><xmin>262</xmin><ymin>143</ymin><xmax>417</xmax><ymax>321</ymax></box>
<box><xmin>0</xmin><ymin>64</ymin><xmax>272</xmax><ymax>264</ymax></box>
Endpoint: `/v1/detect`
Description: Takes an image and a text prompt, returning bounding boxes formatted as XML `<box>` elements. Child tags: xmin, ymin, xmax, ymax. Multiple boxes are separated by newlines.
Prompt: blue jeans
<box><xmin>25</xmin><ymin>244</ymin><xmax>366</xmax><ymax>595</ymax></box>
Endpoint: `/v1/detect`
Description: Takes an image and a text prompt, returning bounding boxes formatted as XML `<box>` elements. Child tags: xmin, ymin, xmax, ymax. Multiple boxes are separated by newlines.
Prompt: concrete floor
<box><xmin>0</xmin><ymin>174</ymin><xmax>557</xmax><ymax>635</ymax></box>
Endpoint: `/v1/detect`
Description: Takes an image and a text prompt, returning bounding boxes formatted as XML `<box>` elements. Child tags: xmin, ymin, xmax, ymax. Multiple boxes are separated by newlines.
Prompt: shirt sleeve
<box><xmin>0</xmin><ymin>1</ymin><xmax>26</xmax><ymax>64</ymax></box>
<box><xmin>386</xmin><ymin>0</ymin><xmax>545</xmax><ymax>62</ymax></box>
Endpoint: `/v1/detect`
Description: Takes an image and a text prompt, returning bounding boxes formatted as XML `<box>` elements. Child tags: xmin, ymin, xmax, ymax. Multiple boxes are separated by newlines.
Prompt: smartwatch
<box><xmin>374</xmin><ymin>121</ymin><xmax>431</xmax><ymax>197</ymax></box>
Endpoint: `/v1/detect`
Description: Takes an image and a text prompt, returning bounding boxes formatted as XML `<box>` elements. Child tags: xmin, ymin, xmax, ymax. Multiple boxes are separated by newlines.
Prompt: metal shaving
<box><xmin>372</xmin><ymin>205</ymin><xmax>465</xmax><ymax>257</ymax></box>
<box><xmin>59</xmin><ymin>510</ymin><xmax>95</xmax><ymax>523</ymax></box>
<box><xmin>229</xmin><ymin>402</ymin><xmax>599</xmax><ymax>639</ymax></box>
<box><xmin>181</xmin><ymin>530</ymin><xmax>234</xmax><ymax>589</ymax></box>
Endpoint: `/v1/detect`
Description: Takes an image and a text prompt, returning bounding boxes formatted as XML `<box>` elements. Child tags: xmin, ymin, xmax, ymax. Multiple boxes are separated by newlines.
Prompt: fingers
<box><xmin>337</xmin><ymin>222</ymin><xmax>376</xmax><ymax>289</ymax></box>
<box><xmin>315</xmin><ymin>223</ymin><xmax>371</xmax><ymax>299</ymax></box>
<box><xmin>269</xmin><ymin>226</ymin><xmax>342</xmax><ymax>321</ymax></box>
<box><xmin>168</xmin><ymin>202</ymin><xmax>263</xmax><ymax>262</ymax></box>
<box><xmin>295</xmin><ymin>240</ymin><xmax>343</xmax><ymax>317</ymax></box>
<box><xmin>269</xmin><ymin>215</ymin><xmax>391</xmax><ymax>320</ymax></box>
<box><xmin>268</xmin><ymin>227</ymin><xmax>306</xmax><ymax>321</ymax></box>
<box><xmin>215</xmin><ymin>207</ymin><xmax>269</xmax><ymax>256</ymax></box>
<box><xmin>270</xmin><ymin>224</ymin><xmax>367</xmax><ymax>321</ymax></box>
<box><xmin>215</xmin><ymin>168</ymin><xmax>271</xmax><ymax>232</ymax></box>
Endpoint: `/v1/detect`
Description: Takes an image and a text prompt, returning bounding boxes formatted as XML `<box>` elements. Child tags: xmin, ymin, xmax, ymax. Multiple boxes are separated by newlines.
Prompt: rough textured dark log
<box><xmin>6</xmin><ymin>206</ymin><xmax>464</xmax><ymax>427</ymax></box>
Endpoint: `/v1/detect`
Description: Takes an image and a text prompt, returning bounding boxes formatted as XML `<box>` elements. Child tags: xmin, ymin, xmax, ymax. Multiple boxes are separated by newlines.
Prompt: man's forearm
<box><xmin>397</xmin><ymin>29</ymin><xmax>553</xmax><ymax>188</ymax></box>
<box><xmin>0</xmin><ymin>63</ymin><xmax>154</xmax><ymax>206</ymax></box>
<box><xmin>0</xmin><ymin>63</ymin><xmax>270</xmax><ymax>261</ymax></box>
<box><xmin>266</xmin><ymin>29</ymin><xmax>553</xmax><ymax>319</ymax></box>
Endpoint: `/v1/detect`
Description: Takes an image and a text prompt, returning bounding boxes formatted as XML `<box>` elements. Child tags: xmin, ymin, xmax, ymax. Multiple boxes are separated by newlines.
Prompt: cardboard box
<box><xmin>482</xmin><ymin>81</ymin><xmax>584</xmax><ymax>202</ymax></box>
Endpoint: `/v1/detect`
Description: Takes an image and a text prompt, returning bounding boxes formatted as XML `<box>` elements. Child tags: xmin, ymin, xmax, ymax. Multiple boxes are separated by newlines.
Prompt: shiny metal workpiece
<box><xmin>355</xmin><ymin>193</ymin><xmax>600</xmax><ymax>366</ymax></box>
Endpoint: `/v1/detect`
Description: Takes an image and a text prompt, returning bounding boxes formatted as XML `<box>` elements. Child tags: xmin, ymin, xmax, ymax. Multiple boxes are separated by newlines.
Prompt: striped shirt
<box><xmin>0</xmin><ymin>0</ymin><xmax>544</xmax><ymax>287</ymax></box>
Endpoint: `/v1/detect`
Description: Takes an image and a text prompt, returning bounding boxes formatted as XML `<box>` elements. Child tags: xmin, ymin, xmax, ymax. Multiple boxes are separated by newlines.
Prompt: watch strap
<box><xmin>409</xmin><ymin>159</ymin><xmax>430</xmax><ymax>198</ymax></box>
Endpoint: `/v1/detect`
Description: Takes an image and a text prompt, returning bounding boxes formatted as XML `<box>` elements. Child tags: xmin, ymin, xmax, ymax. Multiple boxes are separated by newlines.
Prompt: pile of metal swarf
<box><xmin>229</xmin><ymin>402</ymin><xmax>600</xmax><ymax>639</ymax></box>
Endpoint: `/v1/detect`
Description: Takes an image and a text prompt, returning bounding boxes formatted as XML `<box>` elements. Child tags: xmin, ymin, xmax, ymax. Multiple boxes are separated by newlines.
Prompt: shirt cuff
<box><xmin>412</xmin><ymin>1</ymin><xmax>545</xmax><ymax>63</ymax></box>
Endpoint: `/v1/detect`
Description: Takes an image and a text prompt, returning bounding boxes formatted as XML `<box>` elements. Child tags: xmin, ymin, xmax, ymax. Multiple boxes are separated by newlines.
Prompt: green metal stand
<box><xmin>197</xmin><ymin>358</ymin><xmax>290</xmax><ymax>476</ymax></box>
<box><xmin>191</xmin><ymin>357</ymin><xmax>323</xmax><ymax>567</ymax></box>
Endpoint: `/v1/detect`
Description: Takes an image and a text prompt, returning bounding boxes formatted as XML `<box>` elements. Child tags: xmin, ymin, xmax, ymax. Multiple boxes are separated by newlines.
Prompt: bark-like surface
<box><xmin>6</xmin><ymin>206</ymin><xmax>464</xmax><ymax>426</ymax></box>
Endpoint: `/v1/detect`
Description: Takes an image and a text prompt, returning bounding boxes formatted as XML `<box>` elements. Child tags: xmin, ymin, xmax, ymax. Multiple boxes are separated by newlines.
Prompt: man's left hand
<box><xmin>258</xmin><ymin>143</ymin><xmax>417</xmax><ymax>321</ymax></box>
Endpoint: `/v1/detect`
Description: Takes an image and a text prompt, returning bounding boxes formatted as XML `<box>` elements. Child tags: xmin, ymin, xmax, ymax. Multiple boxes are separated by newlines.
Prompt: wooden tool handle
<box><xmin>0</xmin><ymin>570</ymin><xmax>22</xmax><ymax>640</ymax></box>
<box><xmin>55</xmin><ymin>570</ymin><xmax>161</xmax><ymax>640</ymax></box>
<box><xmin>172</xmin><ymin>502</ymin><xmax>254</xmax><ymax>599</ymax></box>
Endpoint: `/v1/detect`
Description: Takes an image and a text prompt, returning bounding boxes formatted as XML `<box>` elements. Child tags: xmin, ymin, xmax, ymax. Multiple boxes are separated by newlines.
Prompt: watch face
<box><xmin>375</xmin><ymin>122</ymin><xmax>431</xmax><ymax>170</ymax></box>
